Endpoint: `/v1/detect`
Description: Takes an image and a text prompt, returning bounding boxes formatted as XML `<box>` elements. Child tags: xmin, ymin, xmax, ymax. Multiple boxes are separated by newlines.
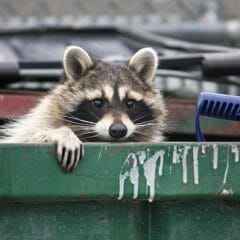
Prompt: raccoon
<box><xmin>0</xmin><ymin>46</ymin><xmax>167</xmax><ymax>172</ymax></box>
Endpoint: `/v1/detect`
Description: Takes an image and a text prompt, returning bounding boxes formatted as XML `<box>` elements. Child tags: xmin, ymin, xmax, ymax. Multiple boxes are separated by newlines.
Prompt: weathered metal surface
<box><xmin>1</xmin><ymin>93</ymin><xmax>240</xmax><ymax>136</ymax></box>
<box><xmin>0</xmin><ymin>201</ymin><xmax>147</xmax><ymax>240</ymax></box>
<box><xmin>0</xmin><ymin>143</ymin><xmax>240</xmax><ymax>240</ymax></box>
<box><xmin>149</xmin><ymin>200</ymin><xmax>240</xmax><ymax>240</ymax></box>
<box><xmin>0</xmin><ymin>143</ymin><xmax>239</xmax><ymax>201</ymax></box>
<box><xmin>1</xmin><ymin>200</ymin><xmax>240</xmax><ymax>240</ymax></box>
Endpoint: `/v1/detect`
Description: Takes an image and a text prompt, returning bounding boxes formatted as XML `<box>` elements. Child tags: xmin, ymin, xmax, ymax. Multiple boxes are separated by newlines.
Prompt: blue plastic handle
<box><xmin>195</xmin><ymin>92</ymin><xmax>240</xmax><ymax>141</ymax></box>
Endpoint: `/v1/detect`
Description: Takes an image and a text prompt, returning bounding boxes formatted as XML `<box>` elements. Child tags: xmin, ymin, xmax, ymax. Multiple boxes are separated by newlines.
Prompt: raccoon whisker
<box><xmin>130</xmin><ymin>134</ymin><xmax>139</xmax><ymax>141</ymax></box>
<box><xmin>75</xmin><ymin>132</ymin><xmax>99</xmax><ymax>139</ymax></box>
<box><xmin>134</xmin><ymin>132</ymin><xmax>149</xmax><ymax>138</ymax></box>
<box><xmin>73</xmin><ymin>130</ymin><xmax>95</xmax><ymax>136</ymax></box>
<box><xmin>130</xmin><ymin>133</ymin><xmax>145</xmax><ymax>141</ymax></box>
<box><xmin>86</xmin><ymin>135</ymin><xmax>100</xmax><ymax>139</ymax></box>
<box><xmin>68</xmin><ymin>120</ymin><xmax>95</xmax><ymax>126</ymax></box>
<box><xmin>64</xmin><ymin>119</ymin><xmax>95</xmax><ymax>128</ymax></box>
<box><xmin>135</xmin><ymin>120</ymin><xmax>155</xmax><ymax>124</ymax></box>
<box><xmin>133</xmin><ymin>111</ymin><xmax>150</xmax><ymax>120</ymax></box>
<box><xmin>136</xmin><ymin>118</ymin><xmax>156</xmax><ymax>123</ymax></box>
<box><xmin>69</xmin><ymin>125</ymin><xmax>95</xmax><ymax>133</ymax></box>
<box><xmin>136</xmin><ymin>124</ymin><xmax>160</xmax><ymax>128</ymax></box>
<box><xmin>133</xmin><ymin>113</ymin><xmax>153</xmax><ymax>123</ymax></box>
<box><xmin>135</xmin><ymin>119</ymin><xmax>160</xmax><ymax>125</ymax></box>
<box><xmin>73</xmin><ymin>127</ymin><xmax>95</xmax><ymax>132</ymax></box>
<box><xmin>135</xmin><ymin>122</ymin><xmax>160</xmax><ymax>127</ymax></box>
<box><xmin>78</xmin><ymin>133</ymin><xmax>99</xmax><ymax>138</ymax></box>
<box><xmin>133</xmin><ymin>130</ymin><xmax>151</xmax><ymax>137</ymax></box>
<box><xmin>71</xmin><ymin>128</ymin><xmax>95</xmax><ymax>134</ymax></box>
<box><xmin>65</xmin><ymin>121</ymin><xmax>95</xmax><ymax>129</ymax></box>
<box><xmin>82</xmin><ymin>107</ymin><xmax>99</xmax><ymax>121</ymax></box>
<box><xmin>64</xmin><ymin>119</ymin><xmax>94</xmax><ymax>127</ymax></box>
<box><xmin>64</xmin><ymin>116</ymin><xmax>95</xmax><ymax>125</ymax></box>
<box><xmin>67</xmin><ymin>114</ymin><xmax>96</xmax><ymax>124</ymax></box>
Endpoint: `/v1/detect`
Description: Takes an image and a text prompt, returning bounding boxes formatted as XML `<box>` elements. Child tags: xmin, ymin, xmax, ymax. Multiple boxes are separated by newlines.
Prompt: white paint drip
<box><xmin>143</xmin><ymin>151</ymin><xmax>162</xmax><ymax>202</ymax></box>
<box><xmin>127</xmin><ymin>153</ymin><xmax>138</xmax><ymax>163</ymax></box>
<box><xmin>137</xmin><ymin>151</ymin><xmax>147</xmax><ymax>164</ymax></box>
<box><xmin>118</xmin><ymin>149</ymin><xmax>166</xmax><ymax>202</ymax></box>
<box><xmin>118</xmin><ymin>171</ymin><xmax>129</xmax><ymax>200</ymax></box>
<box><xmin>223</xmin><ymin>154</ymin><xmax>229</xmax><ymax>185</ymax></box>
<box><xmin>201</xmin><ymin>145</ymin><xmax>206</xmax><ymax>155</ymax></box>
<box><xmin>129</xmin><ymin>158</ymin><xmax>139</xmax><ymax>199</ymax></box>
<box><xmin>213</xmin><ymin>144</ymin><xmax>218</xmax><ymax>170</ymax></box>
<box><xmin>182</xmin><ymin>146</ymin><xmax>190</xmax><ymax>184</ymax></box>
<box><xmin>158</xmin><ymin>151</ymin><xmax>165</xmax><ymax>176</ymax></box>
<box><xmin>193</xmin><ymin>146</ymin><xmax>199</xmax><ymax>185</ymax></box>
<box><xmin>172</xmin><ymin>145</ymin><xmax>181</xmax><ymax>164</ymax></box>
<box><xmin>118</xmin><ymin>153</ymin><xmax>137</xmax><ymax>200</ymax></box>
<box><xmin>172</xmin><ymin>145</ymin><xmax>178</xmax><ymax>164</ymax></box>
<box><xmin>231</xmin><ymin>145</ymin><xmax>239</xmax><ymax>162</ymax></box>
<box><xmin>130</xmin><ymin>167</ymin><xmax>139</xmax><ymax>199</ymax></box>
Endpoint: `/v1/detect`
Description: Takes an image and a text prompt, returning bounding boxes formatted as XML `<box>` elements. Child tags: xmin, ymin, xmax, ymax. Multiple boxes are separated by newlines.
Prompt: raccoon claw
<box><xmin>57</xmin><ymin>140</ymin><xmax>84</xmax><ymax>172</ymax></box>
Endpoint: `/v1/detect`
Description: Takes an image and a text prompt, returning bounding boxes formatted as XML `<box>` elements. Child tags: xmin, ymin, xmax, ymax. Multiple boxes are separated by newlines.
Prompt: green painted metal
<box><xmin>0</xmin><ymin>143</ymin><xmax>239</xmax><ymax>201</ymax></box>
<box><xmin>0</xmin><ymin>143</ymin><xmax>240</xmax><ymax>239</ymax></box>
<box><xmin>1</xmin><ymin>200</ymin><xmax>240</xmax><ymax>240</ymax></box>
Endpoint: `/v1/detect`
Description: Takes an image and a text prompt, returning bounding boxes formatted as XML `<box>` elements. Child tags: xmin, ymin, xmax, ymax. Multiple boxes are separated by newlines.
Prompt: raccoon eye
<box><xmin>126</xmin><ymin>99</ymin><xmax>136</xmax><ymax>109</ymax></box>
<box><xmin>92</xmin><ymin>99</ymin><xmax>103</xmax><ymax>108</ymax></box>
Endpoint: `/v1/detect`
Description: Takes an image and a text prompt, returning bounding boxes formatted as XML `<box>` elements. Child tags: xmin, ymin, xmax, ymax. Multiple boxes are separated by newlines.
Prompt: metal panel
<box><xmin>0</xmin><ymin>143</ymin><xmax>240</xmax><ymax>239</ymax></box>
<box><xmin>0</xmin><ymin>143</ymin><xmax>239</xmax><ymax>201</ymax></box>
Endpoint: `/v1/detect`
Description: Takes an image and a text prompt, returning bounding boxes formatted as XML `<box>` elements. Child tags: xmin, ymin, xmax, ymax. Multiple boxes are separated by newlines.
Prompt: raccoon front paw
<box><xmin>57</xmin><ymin>138</ymin><xmax>84</xmax><ymax>172</ymax></box>
<box><xmin>53</xmin><ymin>127</ymin><xmax>84</xmax><ymax>172</ymax></box>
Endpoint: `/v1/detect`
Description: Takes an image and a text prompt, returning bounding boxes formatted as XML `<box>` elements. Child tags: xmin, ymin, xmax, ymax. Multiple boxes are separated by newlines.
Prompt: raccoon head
<box><xmin>59</xmin><ymin>46</ymin><xmax>166</xmax><ymax>142</ymax></box>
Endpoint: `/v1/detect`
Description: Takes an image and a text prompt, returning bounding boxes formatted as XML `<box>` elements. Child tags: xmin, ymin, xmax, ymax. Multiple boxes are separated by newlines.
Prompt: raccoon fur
<box><xmin>0</xmin><ymin>46</ymin><xmax>167</xmax><ymax>172</ymax></box>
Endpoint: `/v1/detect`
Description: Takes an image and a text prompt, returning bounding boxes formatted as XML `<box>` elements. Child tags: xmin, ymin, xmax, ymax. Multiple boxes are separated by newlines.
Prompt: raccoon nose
<box><xmin>109</xmin><ymin>123</ymin><xmax>127</xmax><ymax>139</ymax></box>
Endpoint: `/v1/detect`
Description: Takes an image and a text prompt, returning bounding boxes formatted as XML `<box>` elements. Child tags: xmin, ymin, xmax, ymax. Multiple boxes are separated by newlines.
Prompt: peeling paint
<box><xmin>182</xmin><ymin>146</ymin><xmax>190</xmax><ymax>184</ymax></box>
<box><xmin>223</xmin><ymin>150</ymin><xmax>229</xmax><ymax>185</ymax></box>
<box><xmin>137</xmin><ymin>151</ymin><xmax>147</xmax><ymax>164</ymax></box>
<box><xmin>118</xmin><ymin>172</ymin><xmax>129</xmax><ymax>200</ymax></box>
<box><xmin>118</xmin><ymin>149</ymin><xmax>165</xmax><ymax>202</ymax></box>
<box><xmin>118</xmin><ymin>144</ymin><xmax>239</xmax><ymax>201</ymax></box>
<box><xmin>129</xmin><ymin>159</ymin><xmax>139</xmax><ymax>199</ymax></box>
<box><xmin>231</xmin><ymin>145</ymin><xmax>239</xmax><ymax>163</ymax></box>
<box><xmin>143</xmin><ymin>151</ymin><xmax>163</xmax><ymax>202</ymax></box>
<box><xmin>118</xmin><ymin>153</ymin><xmax>138</xmax><ymax>200</ymax></box>
<box><xmin>201</xmin><ymin>145</ymin><xmax>206</xmax><ymax>155</ymax></box>
<box><xmin>158</xmin><ymin>151</ymin><xmax>165</xmax><ymax>176</ymax></box>
<box><xmin>213</xmin><ymin>144</ymin><xmax>218</xmax><ymax>170</ymax></box>
<box><xmin>172</xmin><ymin>145</ymin><xmax>178</xmax><ymax>164</ymax></box>
<box><xmin>193</xmin><ymin>146</ymin><xmax>199</xmax><ymax>185</ymax></box>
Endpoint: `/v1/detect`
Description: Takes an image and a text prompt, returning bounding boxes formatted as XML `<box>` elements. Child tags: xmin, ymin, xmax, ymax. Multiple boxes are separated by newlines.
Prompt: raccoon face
<box><xmin>61</xmin><ymin>46</ymin><xmax>166</xmax><ymax>142</ymax></box>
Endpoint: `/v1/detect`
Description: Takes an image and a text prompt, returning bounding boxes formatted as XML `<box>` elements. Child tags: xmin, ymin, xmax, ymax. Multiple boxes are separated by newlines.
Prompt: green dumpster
<box><xmin>0</xmin><ymin>143</ymin><xmax>240</xmax><ymax>239</ymax></box>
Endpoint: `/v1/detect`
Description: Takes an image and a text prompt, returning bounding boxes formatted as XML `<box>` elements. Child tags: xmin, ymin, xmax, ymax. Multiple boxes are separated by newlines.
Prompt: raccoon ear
<box><xmin>128</xmin><ymin>48</ymin><xmax>158</xmax><ymax>84</ymax></box>
<box><xmin>63</xmin><ymin>46</ymin><xmax>93</xmax><ymax>80</ymax></box>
